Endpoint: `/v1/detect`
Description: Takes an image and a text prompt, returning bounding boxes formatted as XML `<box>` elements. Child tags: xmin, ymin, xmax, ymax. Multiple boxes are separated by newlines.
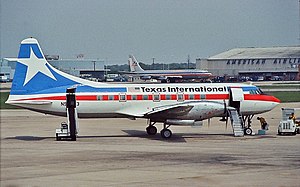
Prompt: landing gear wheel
<box><xmin>160</xmin><ymin>129</ymin><xmax>172</xmax><ymax>139</ymax></box>
<box><xmin>244</xmin><ymin>128</ymin><xmax>252</xmax><ymax>135</ymax></box>
<box><xmin>146</xmin><ymin>126</ymin><xmax>157</xmax><ymax>135</ymax></box>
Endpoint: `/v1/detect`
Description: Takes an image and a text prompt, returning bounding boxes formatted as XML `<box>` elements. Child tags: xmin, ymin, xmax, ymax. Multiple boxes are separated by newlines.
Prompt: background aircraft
<box><xmin>125</xmin><ymin>55</ymin><xmax>213</xmax><ymax>83</ymax></box>
<box><xmin>5</xmin><ymin>38</ymin><xmax>280</xmax><ymax>138</ymax></box>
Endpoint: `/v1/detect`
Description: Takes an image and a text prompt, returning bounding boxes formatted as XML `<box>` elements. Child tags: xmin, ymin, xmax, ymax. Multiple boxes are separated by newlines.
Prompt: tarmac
<box><xmin>1</xmin><ymin>102</ymin><xmax>300</xmax><ymax>187</ymax></box>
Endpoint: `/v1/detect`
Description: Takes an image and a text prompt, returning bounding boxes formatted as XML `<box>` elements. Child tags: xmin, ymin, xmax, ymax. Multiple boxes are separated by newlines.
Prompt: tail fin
<box><xmin>128</xmin><ymin>55</ymin><xmax>144</xmax><ymax>72</ymax></box>
<box><xmin>5</xmin><ymin>38</ymin><xmax>79</xmax><ymax>95</ymax></box>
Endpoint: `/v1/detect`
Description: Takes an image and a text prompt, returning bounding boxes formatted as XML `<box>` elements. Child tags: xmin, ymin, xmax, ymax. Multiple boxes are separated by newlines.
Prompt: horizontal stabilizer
<box><xmin>6</xmin><ymin>100</ymin><xmax>52</xmax><ymax>105</ymax></box>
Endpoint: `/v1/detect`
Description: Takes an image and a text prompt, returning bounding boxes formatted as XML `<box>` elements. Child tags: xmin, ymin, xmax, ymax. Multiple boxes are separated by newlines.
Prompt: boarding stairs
<box><xmin>228</xmin><ymin>109</ymin><xmax>244</xmax><ymax>137</ymax></box>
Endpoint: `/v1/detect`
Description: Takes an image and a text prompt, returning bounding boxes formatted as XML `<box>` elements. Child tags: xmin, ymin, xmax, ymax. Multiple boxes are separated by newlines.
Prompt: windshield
<box><xmin>249</xmin><ymin>87</ymin><xmax>264</xmax><ymax>95</ymax></box>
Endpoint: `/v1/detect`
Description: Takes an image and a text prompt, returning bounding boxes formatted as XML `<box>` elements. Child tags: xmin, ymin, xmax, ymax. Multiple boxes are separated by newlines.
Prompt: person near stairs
<box><xmin>257</xmin><ymin>117</ymin><xmax>269</xmax><ymax>130</ymax></box>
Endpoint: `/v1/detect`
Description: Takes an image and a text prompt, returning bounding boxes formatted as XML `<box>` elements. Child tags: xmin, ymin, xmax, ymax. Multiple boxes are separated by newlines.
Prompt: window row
<box><xmin>96</xmin><ymin>93</ymin><xmax>209</xmax><ymax>102</ymax></box>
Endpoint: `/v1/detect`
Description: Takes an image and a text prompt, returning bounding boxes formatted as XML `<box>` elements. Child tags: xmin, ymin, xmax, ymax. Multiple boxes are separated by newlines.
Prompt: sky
<box><xmin>0</xmin><ymin>0</ymin><xmax>299</xmax><ymax>64</ymax></box>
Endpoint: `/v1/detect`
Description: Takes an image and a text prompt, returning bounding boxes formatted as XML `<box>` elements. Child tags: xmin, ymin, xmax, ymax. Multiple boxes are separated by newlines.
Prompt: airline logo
<box><xmin>140</xmin><ymin>86</ymin><xmax>228</xmax><ymax>93</ymax></box>
<box><xmin>16</xmin><ymin>45</ymin><xmax>56</xmax><ymax>85</ymax></box>
<box><xmin>132</xmin><ymin>62</ymin><xmax>137</xmax><ymax>67</ymax></box>
<box><xmin>9</xmin><ymin>38</ymin><xmax>79</xmax><ymax>95</ymax></box>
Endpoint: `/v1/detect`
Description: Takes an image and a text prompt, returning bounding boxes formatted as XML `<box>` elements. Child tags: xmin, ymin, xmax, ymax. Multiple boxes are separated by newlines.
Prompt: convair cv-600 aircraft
<box><xmin>5</xmin><ymin>38</ymin><xmax>280</xmax><ymax>139</ymax></box>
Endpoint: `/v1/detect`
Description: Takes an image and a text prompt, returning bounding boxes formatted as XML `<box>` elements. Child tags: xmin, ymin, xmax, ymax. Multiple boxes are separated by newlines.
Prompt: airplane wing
<box><xmin>115</xmin><ymin>102</ymin><xmax>194</xmax><ymax>118</ymax></box>
<box><xmin>116</xmin><ymin>100</ymin><xmax>226</xmax><ymax>122</ymax></box>
<box><xmin>145</xmin><ymin>104</ymin><xmax>194</xmax><ymax>117</ymax></box>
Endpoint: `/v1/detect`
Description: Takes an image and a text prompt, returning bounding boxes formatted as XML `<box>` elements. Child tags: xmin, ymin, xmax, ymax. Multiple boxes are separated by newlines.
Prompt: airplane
<box><xmin>5</xmin><ymin>37</ymin><xmax>280</xmax><ymax>139</ymax></box>
<box><xmin>125</xmin><ymin>55</ymin><xmax>213</xmax><ymax>83</ymax></box>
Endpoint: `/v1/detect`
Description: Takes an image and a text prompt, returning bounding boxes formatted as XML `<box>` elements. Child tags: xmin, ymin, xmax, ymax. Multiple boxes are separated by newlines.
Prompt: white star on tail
<box><xmin>17</xmin><ymin>48</ymin><xmax>57</xmax><ymax>85</ymax></box>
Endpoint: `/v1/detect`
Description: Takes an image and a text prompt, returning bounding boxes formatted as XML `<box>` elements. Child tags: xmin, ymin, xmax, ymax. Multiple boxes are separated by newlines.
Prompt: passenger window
<box><xmin>119</xmin><ymin>93</ymin><xmax>126</xmax><ymax>102</ymax></box>
<box><xmin>153</xmin><ymin>93</ymin><xmax>160</xmax><ymax>102</ymax></box>
<box><xmin>109</xmin><ymin>95</ymin><xmax>114</xmax><ymax>100</ymax></box>
<box><xmin>189</xmin><ymin>95</ymin><xmax>194</xmax><ymax>100</ymax></box>
<box><xmin>166</xmin><ymin>95</ymin><xmax>171</xmax><ymax>100</ymax></box>
<box><xmin>177</xmin><ymin>93</ymin><xmax>184</xmax><ymax>102</ymax></box>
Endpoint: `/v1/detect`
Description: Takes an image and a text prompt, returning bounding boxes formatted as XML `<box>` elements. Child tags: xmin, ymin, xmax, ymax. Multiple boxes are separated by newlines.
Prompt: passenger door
<box><xmin>229</xmin><ymin>87</ymin><xmax>244</xmax><ymax>113</ymax></box>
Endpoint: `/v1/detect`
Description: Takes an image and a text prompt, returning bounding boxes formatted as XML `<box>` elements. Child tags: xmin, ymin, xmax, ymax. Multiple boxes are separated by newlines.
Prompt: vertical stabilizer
<box><xmin>5</xmin><ymin>38</ymin><xmax>79</xmax><ymax>95</ymax></box>
<box><xmin>128</xmin><ymin>55</ymin><xmax>144</xmax><ymax>72</ymax></box>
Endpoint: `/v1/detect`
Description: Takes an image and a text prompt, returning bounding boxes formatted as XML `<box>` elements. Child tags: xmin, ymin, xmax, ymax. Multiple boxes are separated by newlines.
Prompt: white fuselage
<box><xmin>7</xmin><ymin>83</ymin><xmax>280</xmax><ymax>119</ymax></box>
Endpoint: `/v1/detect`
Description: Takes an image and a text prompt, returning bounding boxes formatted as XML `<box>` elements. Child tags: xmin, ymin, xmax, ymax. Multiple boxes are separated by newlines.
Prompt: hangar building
<box><xmin>196</xmin><ymin>47</ymin><xmax>300</xmax><ymax>81</ymax></box>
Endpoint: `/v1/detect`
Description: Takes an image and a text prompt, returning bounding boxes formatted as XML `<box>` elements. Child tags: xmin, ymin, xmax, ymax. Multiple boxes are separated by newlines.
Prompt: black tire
<box><xmin>160</xmin><ymin>129</ymin><xmax>172</xmax><ymax>139</ymax></box>
<box><xmin>244</xmin><ymin>128</ymin><xmax>252</xmax><ymax>135</ymax></box>
<box><xmin>146</xmin><ymin>126</ymin><xmax>157</xmax><ymax>135</ymax></box>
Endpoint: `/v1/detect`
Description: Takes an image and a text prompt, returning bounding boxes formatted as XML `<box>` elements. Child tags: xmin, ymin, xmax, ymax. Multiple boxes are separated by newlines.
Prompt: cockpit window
<box><xmin>249</xmin><ymin>88</ymin><xmax>264</xmax><ymax>95</ymax></box>
<box><xmin>257</xmin><ymin>88</ymin><xmax>264</xmax><ymax>94</ymax></box>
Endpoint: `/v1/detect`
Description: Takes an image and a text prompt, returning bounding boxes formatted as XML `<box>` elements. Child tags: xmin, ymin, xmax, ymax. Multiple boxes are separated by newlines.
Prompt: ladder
<box><xmin>228</xmin><ymin>109</ymin><xmax>244</xmax><ymax>137</ymax></box>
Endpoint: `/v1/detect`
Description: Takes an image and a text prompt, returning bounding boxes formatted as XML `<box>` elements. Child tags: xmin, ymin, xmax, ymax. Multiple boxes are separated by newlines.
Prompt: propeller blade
<box><xmin>226</xmin><ymin>108</ymin><xmax>230</xmax><ymax>129</ymax></box>
<box><xmin>225</xmin><ymin>116</ymin><xmax>228</xmax><ymax>130</ymax></box>
<box><xmin>223</xmin><ymin>99</ymin><xmax>227</xmax><ymax>114</ymax></box>
<box><xmin>224</xmin><ymin>99</ymin><xmax>229</xmax><ymax>130</ymax></box>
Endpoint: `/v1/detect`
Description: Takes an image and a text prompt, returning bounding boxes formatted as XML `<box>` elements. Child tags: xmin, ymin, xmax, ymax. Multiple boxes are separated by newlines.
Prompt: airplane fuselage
<box><xmin>7</xmin><ymin>83</ymin><xmax>279</xmax><ymax>119</ymax></box>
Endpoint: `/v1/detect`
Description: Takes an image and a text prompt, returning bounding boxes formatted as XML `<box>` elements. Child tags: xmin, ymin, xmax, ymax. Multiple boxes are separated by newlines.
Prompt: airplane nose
<box><xmin>272</xmin><ymin>96</ymin><xmax>281</xmax><ymax>104</ymax></box>
<box><xmin>269</xmin><ymin>96</ymin><xmax>280</xmax><ymax>110</ymax></box>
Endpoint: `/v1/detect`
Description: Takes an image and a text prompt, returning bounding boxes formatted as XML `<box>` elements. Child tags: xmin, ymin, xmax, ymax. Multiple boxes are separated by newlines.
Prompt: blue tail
<box><xmin>7</xmin><ymin>38</ymin><xmax>79</xmax><ymax>95</ymax></box>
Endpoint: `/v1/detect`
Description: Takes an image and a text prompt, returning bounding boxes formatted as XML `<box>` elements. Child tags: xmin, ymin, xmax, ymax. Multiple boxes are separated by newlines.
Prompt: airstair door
<box><xmin>229</xmin><ymin>87</ymin><xmax>244</xmax><ymax>112</ymax></box>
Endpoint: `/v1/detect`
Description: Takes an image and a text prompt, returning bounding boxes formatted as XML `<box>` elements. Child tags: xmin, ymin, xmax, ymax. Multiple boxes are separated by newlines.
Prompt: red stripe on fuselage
<box><xmin>206</xmin><ymin>94</ymin><xmax>229</xmax><ymax>100</ymax></box>
<box><xmin>244</xmin><ymin>94</ymin><xmax>280</xmax><ymax>103</ymax></box>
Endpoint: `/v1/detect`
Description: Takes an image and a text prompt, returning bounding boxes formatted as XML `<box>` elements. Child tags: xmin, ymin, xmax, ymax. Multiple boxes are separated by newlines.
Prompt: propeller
<box><xmin>208</xmin><ymin>118</ymin><xmax>211</xmax><ymax>128</ymax></box>
<box><xmin>223</xmin><ymin>100</ymin><xmax>230</xmax><ymax>130</ymax></box>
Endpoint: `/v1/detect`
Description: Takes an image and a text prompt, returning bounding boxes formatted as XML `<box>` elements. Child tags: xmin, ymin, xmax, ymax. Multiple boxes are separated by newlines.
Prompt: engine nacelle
<box><xmin>166</xmin><ymin>119</ymin><xmax>203</xmax><ymax>127</ymax></box>
<box><xmin>185</xmin><ymin>101</ymin><xmax>226</xmax><ymax>120</ymax></box>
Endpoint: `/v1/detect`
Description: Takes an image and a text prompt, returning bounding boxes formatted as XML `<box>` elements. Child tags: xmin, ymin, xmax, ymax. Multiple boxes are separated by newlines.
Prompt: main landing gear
<box><xmin>146</xmin><ymin>120</ymin><xmax>172</xmax><ymax>139</ymax></box>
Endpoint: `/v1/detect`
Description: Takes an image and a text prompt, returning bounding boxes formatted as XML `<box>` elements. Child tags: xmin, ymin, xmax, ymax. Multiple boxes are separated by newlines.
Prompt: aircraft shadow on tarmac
<box><xmin>5</xmin><ymin>136</ymin><xmax>49</xmax><ymax>141</ymax></box>
<box><xmin>122</xmin><ymin>130</ymin><xmax>242</xmax><ymax>142</ymax></box>
<box><xmin>4</xmin><ymin>131</ymin><xmax>235</xmax><ymax>142</ymax></box>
